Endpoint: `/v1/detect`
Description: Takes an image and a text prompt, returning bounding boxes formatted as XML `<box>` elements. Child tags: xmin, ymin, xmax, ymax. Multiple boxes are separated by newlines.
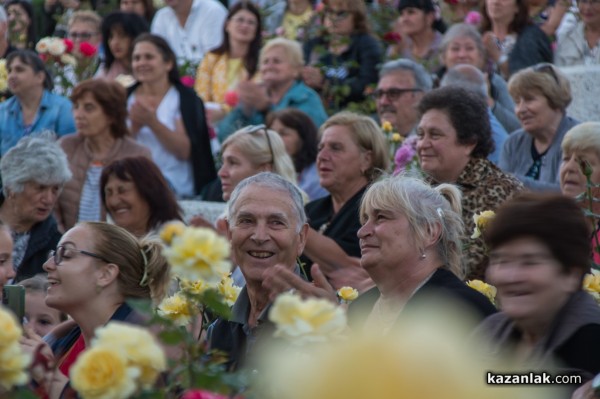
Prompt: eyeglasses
<box><xmin>239</xmin><ymin>124</ymin><xmax>275</xmax><ymax>164</ymax></box>
<box><xmin>532</xmin><ymin>63</ymin><xmax>559</xmax><ymax>85</ymax></box>
<box><xmin>231</xmin><ymin>16</ymin><xmax>258</xmax><ymax>26</ymax></box>
<box><xmin>325</xmin><ymin>9</ymin><xmax>350</xmax><ymax>19</ymax></box>
<box><xmin>68</xmin><ymin>32</ymin><xmax>96</xmax><ymax>41</ymax></box>
<box><xmin>372</xmin><ymin>88</ymin><xmax>422</xmax><ymax>101</ymax></box>
<box><xmin>50</xmin><ymin>245</ymin><xmax>111</xmax><ymax>266</ymax></box>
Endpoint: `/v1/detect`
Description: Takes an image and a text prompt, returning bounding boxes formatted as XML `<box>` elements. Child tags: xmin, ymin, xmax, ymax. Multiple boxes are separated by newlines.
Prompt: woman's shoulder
<box><xmin>119</xmin><ymin>137</ymin><xmax>152</xmax><ymax>156</ymax></box>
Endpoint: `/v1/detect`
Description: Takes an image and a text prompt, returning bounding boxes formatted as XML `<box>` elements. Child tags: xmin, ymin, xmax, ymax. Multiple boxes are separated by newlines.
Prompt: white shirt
<box><xmin>151</xmin><ymin>0</ymin><xmax>227</xmax><ymax>65</ymax></box>
<box><xmin>128</xmin><ymin>87</ymin><xmax>195</xmax><ymax>198</ymax></box>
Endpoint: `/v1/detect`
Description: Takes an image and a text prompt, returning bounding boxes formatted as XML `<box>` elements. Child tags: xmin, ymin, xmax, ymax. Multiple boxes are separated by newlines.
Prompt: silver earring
<box><xmin>420</xmin><ymin>252</ymin><xmax>427</xmax><ymax>259</ymax></box>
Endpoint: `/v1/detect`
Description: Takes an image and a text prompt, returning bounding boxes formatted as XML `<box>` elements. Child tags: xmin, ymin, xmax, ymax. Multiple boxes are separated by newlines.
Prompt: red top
<box><xmin>58</xmin><ymin>334</ymin><xmax>86</xmax><ymax>376</ymax></box>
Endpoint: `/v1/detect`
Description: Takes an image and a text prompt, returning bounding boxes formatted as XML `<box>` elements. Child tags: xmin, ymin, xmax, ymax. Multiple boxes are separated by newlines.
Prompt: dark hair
<box><xmin>101</xmin><ymin>12</ymin><xmax>149</xmax><ymax>71</ymax></box>
<box><xmin>6</xmin><ymin>50</ymin><xmax>53</xmax><ymax>90</ymax></box>
<box><xmin>486</xmin><ymin>193</ymin><xmax>591</xmax><ymax>277</ymax></box>
<box><xmin>397</xmin><ymin>0</ymin><xmax>446</xmax><ymax>33</ymax></box>
<box><xmin>70</xmin><ymin>79</ymin><xmax>129</xmax><ymax>139</ymax></box>
<box><xmin>417</xmin><ymin>86</ymin><xmax>494</xmax><ymax>158</ymax></box>
<box><xmin>267</xmin><ymin>108</ymin><xmax>319</xmax><ymax>173</ymax></box>
<box><xmin>100</xmin><ymin>156</ymin><xmax>183</xmax><ymax>232</ymax></box>
<box><xmin>132</xmin><ymin>33</ymin><xmax>180</xmax><ymax>84</ymax></box>
<box><xmin>212</xmin><ymin>1</ymin><xmax>262</xmax><ymax>78</ymax></box>
<box><xmin>323</xmin><ymin>0</ymin><xmax>371</xmax><ymax>34</ymax></box>
<box><xmin>480</xmin><ymin>0</ymin><xmax>530</xmax><ymax>34</ymax></box>
<box><xmin>118</xmin><ymin>0</ymin><xmax>156</xmax><ymax>23</ymax></box>
<box><xmin>5</xmin><ymin>0</ymin><xmax>35</xmax><ymax>49</ymax></box>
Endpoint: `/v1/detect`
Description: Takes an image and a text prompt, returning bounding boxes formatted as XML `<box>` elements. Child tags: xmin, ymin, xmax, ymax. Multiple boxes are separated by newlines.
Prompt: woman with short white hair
<box><xmin>0</xmin><ymin>133</ymin><xmax>72</xmax><ymax>282</ymax></box>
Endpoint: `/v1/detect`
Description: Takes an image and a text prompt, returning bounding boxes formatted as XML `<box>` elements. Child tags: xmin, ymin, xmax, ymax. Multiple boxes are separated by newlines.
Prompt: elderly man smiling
<box><xmin>208</xmin><ymin>172</ymin><xmax>309</xmax><ymax>370</ymax></box>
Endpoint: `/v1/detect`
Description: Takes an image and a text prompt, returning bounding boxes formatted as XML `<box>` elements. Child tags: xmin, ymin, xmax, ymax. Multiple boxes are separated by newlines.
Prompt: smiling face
<box><xmin>443</xmin><ymin>36</ymin><xmax>485</xmax><ymax>69</ymax></box>
<box><xmin>226</xmin><ymin>9</ymin><xmax>258</xmax><ymax>44</ymax></box>
<box><xmin>487</xmin><ymin>236</ymin><xmax>580</xmax><ymax>324</ymax></box>
<box><xmin>132</xmin><ymin>41</ymin><xmax>173</xmax><ymax>84</ymax></box>
<box><xmin>24</xmin><ymin>291</ymin><xmax>63</xmax><ymax>337</ymax></box>
<box><xmin>560</xmin><ymin>149</ymin><xmax>600</xmax><ymax>198</ymax></box>
<box><xmin>416</xmin><ymin>109</ymin><xmax>475</xmax><ymax>183</ymax></box>
<box><xmin>227</xmin><ymin>185</ymin><xmax>308</xmax><ymax>284</ymax></box>
<box><xmin>0</xmin><ymin>228</ymin><xmax>14</xmax><ymax>292</ymax></box>
<box><xmin>513</xmin><ymin>91</ymin><xmax>557</xmax><ymax>135</ymax></box>
<box><xmin>7</xmin><ymin>57</ymin><xmax>45</xmax><ymax>96</ymax></box>
<box><xmin>578</xmin><ymin>0</ymin><xmax>600</xmax><ymax>27</ymax></box>
<box><xmin>104</xmin><ymin>175</ymin><xmax>150</xmax><ymax>236</ymax></box>
<box><xmin>73</xmin><ymin>92</ymin><xmax>112</xmax><ymax>139</ymax></box>
<box><xmin>218</xmin><ymin>144</ymin><xmax>267</xmax><ymax>201</ymax></box>
<box><xmin>358</xmin><ymin>207</ymin><xmax>419</xmax><ymax>277</ymax></box>
<box><xmin>260</xmin><ymin>45</ymin><xmax>300</xmax><ymax>89</ymax></box>
<box><xmin>7</xmin><ymin>4</ymin><xmax>30</xmax><ymax>35</ymax></box>
<box><xmin>316</xmin><ymin>125</ymin><xmax>371</xmax><ymax>195</ymax></box>
<box><xmin>43</xmin><ymin>225</ymin><xmax>107</xmax><ymax>313</ymax></box>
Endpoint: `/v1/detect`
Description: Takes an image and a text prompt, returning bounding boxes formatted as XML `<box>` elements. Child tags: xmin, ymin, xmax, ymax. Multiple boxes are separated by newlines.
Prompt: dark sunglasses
<box><xmin>49</xmin><ymin>245</ymin><xmax>111</xmax><ymax>266</ymax></box>
<box><xmin>239</xmin><ymin>124</ymin><xmax>275</xmax><ymax>164</ymax></box>
<box><xmin>532</xmin><ymin>63</ymin><xmax>560</xmax><ymax>85</ymax></box>
<box><xmin>371</xmin><ymin>88</ymin><xmax>422</xmax><ymax>101</ymax></box>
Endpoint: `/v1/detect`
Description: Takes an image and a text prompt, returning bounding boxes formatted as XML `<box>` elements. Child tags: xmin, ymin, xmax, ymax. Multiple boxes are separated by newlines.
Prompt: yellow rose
<box><xmin>93</xmin><ymin>322</ymin><xmax>166</xmax><ymax>389</ymax></box>
<box><xmin>159</xmin><ymin>221</ymin><xmax>186</xmax><ymax>246</ymax></box>
<box><xmin>471</xmin><ymin>210</ymin><xmax>495</xmax><ymax>239</ymax></box>
<box><xmin>382</xmin><ymin>121</ymin><xmax>393</xmax><ymax>133</ymax></box>
<box><xmin>0</xmin><ymin>344</ymin><xmax>31</xmax><ymax>390</ymax></box>
<box><xmin>0</xmin><ymin>60</ymin><xmax>7</xmax><ymax>93</ymax></box>
<box><xmin>163</xmin><ymin>227</ymin><xmax>231</xmax><ymax>283</ymax></box>
<box><xmin>71</xmin><ymin>347</ymin><xmax>139</xmax><ymax>399</ymax></box>
<box><xmin>0</xmin><ymin>307</ymin><xmax>22</xmax><ymax>348</ymax></box>
<box><xmin>583</xmin><ymin>270</ymin><xmax>600</xmax><ymax>302</ymax></box>
<box><xmin>180</xmin><ymin>278</ymin><xmax>209</xmax><ymax>296</ymax></box>
<box><xmin>218</xmin><ymin>276</ymin><xmax>242</xmax><ymax>307</ymax></box>
<box><xmin>337</xmin><ymin>287</ymin><xmax>358</xmax><ymax>302</ymax></box>
<box><xmin>157</xmin><ymin>292</ymin><xmax>194</xmax><ymax>326</ymax></box>
<box><xmin>466</xmin><ymin>280</ymin><xmax>497</xmax><ymax>304</ymax></box>
<box><xmin>269</xmin><ymin>292</ymin><xmax>347</xmax><ymax>345</ymax></box>
<box><xmin>391</xmin><ymin>133</ymin><xmax>402</xmax><ymax>143</ymax></box>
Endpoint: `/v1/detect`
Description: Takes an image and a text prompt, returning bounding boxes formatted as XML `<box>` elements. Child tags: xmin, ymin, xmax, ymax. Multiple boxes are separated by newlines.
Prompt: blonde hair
<box><xmin>561</xmin><ymin>122</ymin><xmax>600</xmax><ymax>158</ymax></box>
<box><xmin>360</xmin><ymin>175</ymin><xmax>465</xmax><ymax>278</ymax></box>
<box><xmin>508</xmin><ymin>64</ymin><xmax>572</xmax><ymax>111</ymax></box>
<box><xmin>222</xmin><ymin>126</ymin><xmax>298</xmax><ymax>186</ymax></box>
<box><xmin>68</xmin><ymin>10</ymin><xmax>101</xmax><ymax>32</ymax></box>
<box><xmin>320</xmin><ymin>112</ymin><xmax>390</xmax><ymax>181</ymax></box>
<box><xmin>260</xmin><ymin>37</ymin><xmax>304</xmax><ymax>69</ymax></box>
<box><xmin>82</xmin><ymin>222</ymin><xmax>170</xmax><ymax>302</ymax></box>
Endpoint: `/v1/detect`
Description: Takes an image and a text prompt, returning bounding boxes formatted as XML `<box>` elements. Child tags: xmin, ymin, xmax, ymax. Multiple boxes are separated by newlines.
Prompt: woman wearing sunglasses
<box><xmin>38</xmin><ymin>221</ymin><xmax>170</xmax><ymax>396</ymax></box>
<box><xmin>301</xmin><ymin>0</ymin><xmax>382</xmax><ymax>111</ymax></box>
<box><xmin>499</xmin><ymin>63</ymin><xmax>579</xmax><ymax>191</ymax></box>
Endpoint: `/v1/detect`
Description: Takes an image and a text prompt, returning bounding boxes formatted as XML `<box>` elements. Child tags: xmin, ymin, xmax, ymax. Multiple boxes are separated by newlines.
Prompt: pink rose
<box><xmin>224</xmin><ymin>90</ymin><xmax>239</xmax><ymax>107</ymax></box>
<box><xmin>464</xmin><ymin>11</ymin><xmax>482</xmax><ymax>26</ymax></box>
<box><xmin>180</xmin><ymin>75</ymin><xmax>195</xmax><ymax>87</ymax></box>
<box><xmin>393</xmin><ymin>137</ymin><xmax>418</xmax><ymax>175</ymax></box>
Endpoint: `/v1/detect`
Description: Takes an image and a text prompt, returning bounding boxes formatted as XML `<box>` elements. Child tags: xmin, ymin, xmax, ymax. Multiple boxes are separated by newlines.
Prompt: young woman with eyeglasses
<box><xmin>195</xmin><ymin>2</ymin><xmax>262</xmax><ymax>125</ymax></box>
<box><xmin>23</xmin><ymin>221</ymin><xmax>171</xmax><ymax>397</ymax></box>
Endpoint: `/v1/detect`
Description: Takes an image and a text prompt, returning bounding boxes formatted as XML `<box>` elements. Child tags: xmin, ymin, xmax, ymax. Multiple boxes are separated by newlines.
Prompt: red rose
<box><xmin>223</xmin><ymin>90</ymin><xmax>239</xmax><ymax>107</ymax></box>
<box><xmin>63</xmin><ymin>38</ymin><xmax>74</xmax><ymax>53</ymax></box>
<box><xmin>180</xmin><ymin>75</ymin><xmax>195</xmax><ymax>87</ymax></box>
<box><xmin>78</xmin><ymin>42</ymin><xmax>97</xmax><ymax>57</ymax></box>
<box><xmin>383</xmin><ymin>31</ymin><xmax>402</xmax><ymax>44</ymax></box>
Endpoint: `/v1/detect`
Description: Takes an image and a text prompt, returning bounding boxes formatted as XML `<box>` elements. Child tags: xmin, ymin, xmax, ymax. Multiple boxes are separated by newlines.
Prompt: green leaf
<box><xmin>158</xmin><ymin>328</ymin><xmax>187</xmax><ymax>345</ymax></box>
<box><xmin>201</xmin><ymin>290</ymin><xmax>232</xmax><ymax>319</ymax></box>
<box><xmin>126</xmin><ymin>298</ymin><xmax>154</xmax><ymax>316</ymax></box>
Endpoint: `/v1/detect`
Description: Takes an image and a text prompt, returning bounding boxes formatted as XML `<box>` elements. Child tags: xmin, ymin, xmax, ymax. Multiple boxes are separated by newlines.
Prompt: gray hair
<box><xmin>360</xmin><ymin>175</ymin><xmax>465</xmax><ymax>278</ymax></box>
<box><xmin>440</xmin><ymin>64</ymin><xmax>488</xmax><ymax>101</ymax></box>
<box><xmin>228</xmin><ymin>172</ymin><xmax>307</xmax><ymax>231</ymax></box>
<box><xmin>0</xmin><ymin>6</ymin><xmax>7</xmax><ymax>24</ymax></box>
<box><xmin>1</xmin><ymin>132</ymin><xmax>72</xmax><ymax>195</ymax></box>
<box><xmin>379</xmin><ymin>59</ymin><xmax>433</xmax><ymax>92</ymax></box>
<box><xmin>440</xmin><ymin>23</ymin><xmax>485</xmax><ymax>59</ymax></box>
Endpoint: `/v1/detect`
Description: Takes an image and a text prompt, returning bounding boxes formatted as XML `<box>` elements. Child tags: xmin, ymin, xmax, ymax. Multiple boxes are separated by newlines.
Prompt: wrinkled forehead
<box><xmin>231</xmin><ymin>185</ymin><xmax>297</xmax><ymax>220</ymax></box>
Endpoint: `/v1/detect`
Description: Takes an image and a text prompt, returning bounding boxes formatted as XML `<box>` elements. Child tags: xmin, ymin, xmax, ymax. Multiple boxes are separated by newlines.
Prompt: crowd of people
<box><xmin>0</xmin><ymin>0</ymin><xmax>599</xmax><ymax>397</ymax></box>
